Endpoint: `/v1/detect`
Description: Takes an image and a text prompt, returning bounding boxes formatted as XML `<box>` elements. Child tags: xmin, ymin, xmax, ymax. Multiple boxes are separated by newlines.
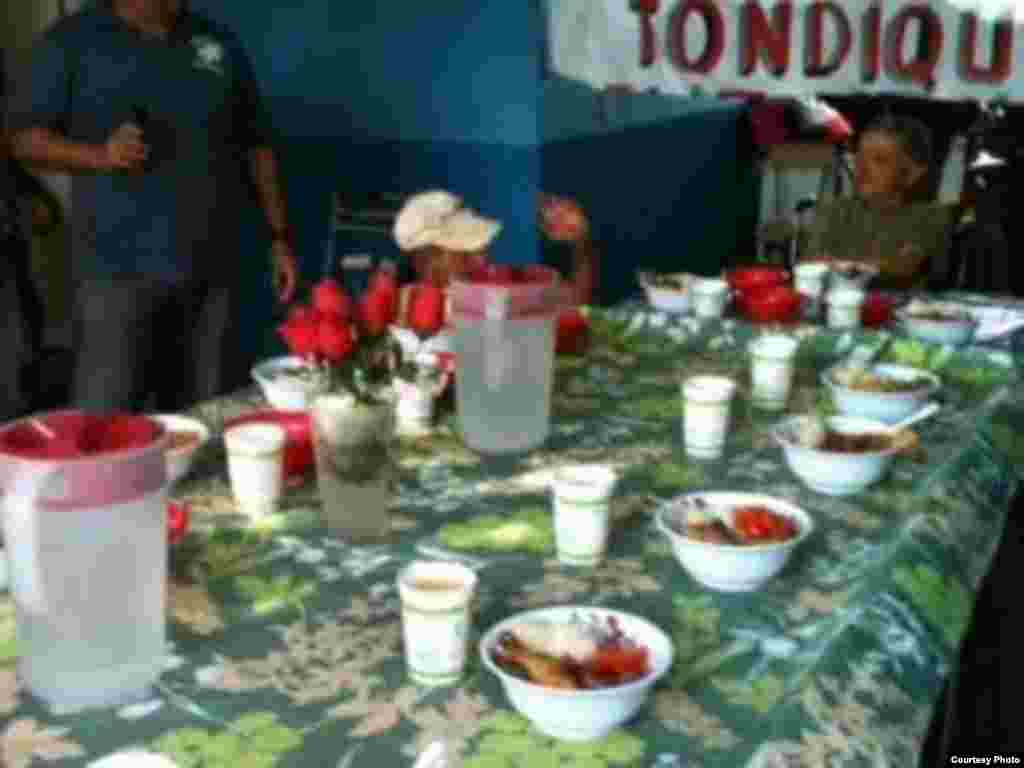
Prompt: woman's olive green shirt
<box><xmin>806</xmin><ymin>196</ymin><xmax>955</xmax><ymax>290</ymax></box>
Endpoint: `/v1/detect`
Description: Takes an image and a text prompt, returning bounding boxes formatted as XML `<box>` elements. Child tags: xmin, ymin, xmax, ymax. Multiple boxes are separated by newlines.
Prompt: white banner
<box><xmin>546</xmin><ymin>0</ymin><xmax>1024</xmax><ymax>102</ymax></box>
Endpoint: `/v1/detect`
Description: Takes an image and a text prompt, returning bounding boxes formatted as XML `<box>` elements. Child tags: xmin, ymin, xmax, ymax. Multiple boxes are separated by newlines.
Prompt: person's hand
<box><xmin>271</xmin><ymin>239</ymin><xmax>299</xmax><ymax>303</ymax></box>
<box><xmin>539</xmin><ymin>194</ymin><xmax>590</xmax><ymax>243</ymax></box>
<box><xmin>102</xmin><ymin>123</ymin><xmax>148</xmax><ymax>171</ymax></box>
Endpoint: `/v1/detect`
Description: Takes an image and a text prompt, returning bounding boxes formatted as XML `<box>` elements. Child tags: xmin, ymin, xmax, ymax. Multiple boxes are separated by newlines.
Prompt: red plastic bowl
<box><xmin>223</xmin><ymin>410</ymin><xmax>313</xmax><ymax>484</ymax></box>
<box><xmin>742</xmin><ymin>286</ymin><xmax>804</xmax><ymax>324</ymax></box>
<box><xmin>862</xmin><ymin>293</ymin><xmax>897</xmax><ymax>328</ymax></box>
<box><xmin>727</xmin><ymin>267</ymin><xmax>789</xmax><ymax>296</ymax></box>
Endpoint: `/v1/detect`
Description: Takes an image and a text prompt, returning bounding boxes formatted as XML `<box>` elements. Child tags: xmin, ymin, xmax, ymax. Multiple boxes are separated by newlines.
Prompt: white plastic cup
<box><xmin>394</xmin><ymin>378</ymin><xmax>436</xmax><ymax>436</ymax></box>
<box><xmin>749</xmin><ymin>334</ymin><xmax>800</xmax><ymax>411</ymax></box>
<box><xmin>397</xmin><ymin>560</ymin><xmax>478</xmax><ymax>686</ymax></box>
<box><xmin>551</xmin><ymin>464</ymin><xmax>618</xmax><ymax>566</ymax></box>
<box><xmin>224</xmin><ymin>423</ymin><xmax>287</xmax><ymax>520</ymax></box>
<box><xmin>691</xmin><ymin>278</ymin><xmax>730</xmax><ymax>319</ymax></box>
<box><xmin>826</xmin><ymin>289</ymin><xmax>865</xmax><ymax>330</ymax></box>
<box><xmin>682</xmin><ymin>376</ymin><xmax>737</xmax><ymax>459</ymax></box>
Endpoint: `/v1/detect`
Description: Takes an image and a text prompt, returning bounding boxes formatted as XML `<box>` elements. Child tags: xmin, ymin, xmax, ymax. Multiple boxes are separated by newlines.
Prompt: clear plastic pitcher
<box><xmin>0</xmin><ymin>411</ymin><xmax>169</xmax><ymax>714</ymax></box>
<box><xmin>449</xmin><ymin>266</ymin><xmax>564</xmax><ymax>454</ymax></box>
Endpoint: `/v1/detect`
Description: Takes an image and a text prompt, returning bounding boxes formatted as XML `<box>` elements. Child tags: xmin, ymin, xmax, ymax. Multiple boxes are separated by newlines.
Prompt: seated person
<box><xmin>392</xmin><ymin>190</ymin><xmax>597</xmax><ymax>306</ymax></box>
<box><xmin>803</xmin><ymin>114</ymin><xmax>955</xmax><ymax>291</ymax></box>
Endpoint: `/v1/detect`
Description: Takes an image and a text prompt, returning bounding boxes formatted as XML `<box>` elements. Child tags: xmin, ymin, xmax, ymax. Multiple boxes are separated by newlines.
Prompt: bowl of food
<box><xmin>895</xmin><ymin>300</ymin><xmax>977</xmax><ymax>347</ymax></box>
<box><xmin>481</xmin><ymin>606</ymin><xmax>673</xmax><ymax>742</ymax></box>
<box><xmin>656</xmin><ymin>492</ymin><xmax>812</xmax><ymax>592</ymax></box>
<box><xmin>773</xmin><ymin>414</ymin><xmax>906</xmax><ymax>496</ymax></box>
<box><xmin>740</xmin><ymin>285</ymin><xmax>804</xmax><ymax>324</ymax></box>
<box><xmin>726</xmin><ymin>266</ymin><xmax>789</xmax><ymax>296</ymax></box>
<box><xmin>824</xmin><ymin>364</ymin><xmax>939</xmax><ymax>424</ymax></box>
<box><xmin>638</xmin><ymin>272</ymin><xmax>694</xmax><ymax>314</ymax></box>
<box><xmin>150</xmin><ymin>414</ymin><xmax>211</xmax><ymax>485</ymax></box>
<box><xmin>223</xmin><ymin>410</ymin><xmax>314</xmax><ymax>485</ymax></box>
<box><xmin>251</xmin><ymin>356</ymin><xmax>330</xmax><ymax>411</ymax></box>
<box><xmin>829</xmin><ymin>261</ymin><xmax>878</xmax><ymax>292</ymax></box>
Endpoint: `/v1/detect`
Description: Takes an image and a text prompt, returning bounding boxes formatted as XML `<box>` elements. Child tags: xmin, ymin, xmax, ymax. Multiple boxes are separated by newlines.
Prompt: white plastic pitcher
<box><xmin>0</xmin><ymin>411</ymin><xmax>169</xmax><ymax>714</ymax></box>
<box><xmin>449</xmin><ymin>266</ymin><xmax>564</xmax><ymax>454</ymax></box>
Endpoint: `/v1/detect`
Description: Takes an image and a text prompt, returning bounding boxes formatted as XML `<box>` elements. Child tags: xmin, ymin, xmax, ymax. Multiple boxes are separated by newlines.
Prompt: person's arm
<box><xmin>248</xmin><ymin>146</ymin><xmax>290</xmax><ymax>241</ymax></box>
<box><xmin>875</xmin><ymin>205</ymin><xmax>955</xmax><ymax>289</ymax></box>
<box><xmin>8</xmin><ymin>26</ymin><xmax>145</xmax><ymax>175</ymax></box>
<box><xmin>567</xmin><ymin>235</ymin><xmax>598</xmax><ymax>306</ymax></box>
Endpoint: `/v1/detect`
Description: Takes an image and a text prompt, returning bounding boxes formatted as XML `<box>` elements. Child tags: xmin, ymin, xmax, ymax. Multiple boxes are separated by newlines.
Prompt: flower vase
<box><xmin>311</xmin><ymin>394</ymin><xmax>396</xmax><ymax>542</ymax></box>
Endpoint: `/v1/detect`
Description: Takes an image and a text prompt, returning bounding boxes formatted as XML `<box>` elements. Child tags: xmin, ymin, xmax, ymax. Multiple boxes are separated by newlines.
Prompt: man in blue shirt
<box><xmin>10</xmin><ymin>0</ymin><xmax>298</xmax><ymax>412</ymax></box>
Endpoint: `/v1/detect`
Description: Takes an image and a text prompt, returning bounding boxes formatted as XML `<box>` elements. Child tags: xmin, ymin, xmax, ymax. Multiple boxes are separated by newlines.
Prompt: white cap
<box><xmin>393</xmin><ymin>189</ymin><xmax>502</xmax><ymax>252</ymax></box>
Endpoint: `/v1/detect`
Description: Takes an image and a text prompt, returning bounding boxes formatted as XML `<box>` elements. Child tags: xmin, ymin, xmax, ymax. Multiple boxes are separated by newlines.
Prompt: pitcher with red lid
<box><xmin>449</xmin><ymin>265</ymin><xmax>565</xmax><ymax>454</ymax></box>
<box><xmin>0</xmin><ymin>411</ymin><xmax>169</xmax><ymax>713</ymax></box>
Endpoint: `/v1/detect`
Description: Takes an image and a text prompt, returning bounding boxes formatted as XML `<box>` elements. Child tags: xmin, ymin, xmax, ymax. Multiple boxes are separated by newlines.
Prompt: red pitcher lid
<box><xmin>449</xmin><ymin>265</ymin><xmax>565</xmax><ymax>319</ymax></box>
<box><xmin>0</xmin><ymin>411</ymin><xmax>164</xmax><ymax>461</ymax></box>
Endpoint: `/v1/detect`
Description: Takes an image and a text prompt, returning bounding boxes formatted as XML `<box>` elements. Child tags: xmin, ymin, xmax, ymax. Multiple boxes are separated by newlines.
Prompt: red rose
<box><xmin>358</xmin><ymin>290</ymin><xmax>394</xmax><ymax>337</ymax></box>
<box><xmin>277</xmin><ymin>306</ymin><xmax>319</xmax><ymax>358</ymax></box>
<box><xmin>368</xmin><ymin>270</ymin><xmax>399</xmax><ymax>324</ymax></box>
<box><xmin>167</xmin><ymin>501</ymin><xmax>190</xmax><ymax>546</ymax></box>
<box><xmin>312</xmin><ymin>278</ymin><xmax>352</xmax><ymax>321</ymax></box>
<box><xmin>556</xmin><ymin>309</ymin><xmax>590</xmax><ymax>355</ymax></box>
<box><xmin>317</xmin><ymin>314</ymin><xmax>356</xmax><ymax>363</ymax></box>
<box><xmin>408</xmin><ymin>283</ymin><xmax>446</xmax><ymax>337</ymax></box>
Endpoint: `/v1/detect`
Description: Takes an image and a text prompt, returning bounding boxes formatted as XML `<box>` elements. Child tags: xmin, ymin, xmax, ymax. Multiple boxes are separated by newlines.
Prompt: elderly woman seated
<box><xmin>803</xmin><ymin>114</ymin><xmax>956</xmax><ymax>291</ymax></box>
<box><xmin>393</xmin><ymin>190</ymin><xmax>597</xmax><ymax>306</ymax></box>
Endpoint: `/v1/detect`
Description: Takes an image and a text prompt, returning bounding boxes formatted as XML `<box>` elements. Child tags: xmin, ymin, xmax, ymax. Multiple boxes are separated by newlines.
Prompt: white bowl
<box><xmin>895</xmin><ymin>308</ymin><xmax>977</xmax><ymax>347</ymax></box>
<box><xmin>824</xmin><ymin>364</ymin><xmax>940</xmax><ymax>424</ymax></box>
<box><xmin>480</xmin><ymin>605</ymin><xmax>673</xmax><ymax>742</ymax></box>
<box><xmin>773</xmin><ymin>415</ymin><xmax>900</xmax><ymax>496</ymax></box>
<box><xmin>640</xmin><ymin>273</ymin><xmax>694</xmax><ymax>314</ymax></box>
<box><xmin>656</xmin><ymin>492</ymin><xmax>813</xmax><ymax>592</ymax></box>
<box><xmin>151</xmin><ymin>414</ymin><xmax>211</xmax><ymax>485</ymax></box>
<box><xmin>251</xmin><ymin>356</ymin><xmax>329</xmax><ymax>411</ymax></box>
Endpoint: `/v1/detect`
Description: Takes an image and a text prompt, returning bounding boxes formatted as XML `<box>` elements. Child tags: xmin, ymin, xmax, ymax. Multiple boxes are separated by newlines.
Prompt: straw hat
<box><xmin>393</xmin><ymin>190</ymin><xmax>502</xmax><ymax>252</ymax></box>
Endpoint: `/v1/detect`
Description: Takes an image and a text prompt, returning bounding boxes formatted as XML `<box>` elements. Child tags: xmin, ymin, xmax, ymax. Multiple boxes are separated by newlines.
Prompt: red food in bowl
<box><xmin>223</xmin><ymin>410</ymin><xmax>313</xmax><ymax>484</ymax></box>
<box><xmin>742</xmin><ymin>286</ymin><xmax>804</xmax><ymax>324</ymax></box>
<box><xmin>862</xmin><ymin>293</ymin><xmax>896</xmax><ymax>328</ymax></box>
<box><xmin>727</xmin><ymin>267</ymin><xmax>789</xmax><ymax>296</ymax></box>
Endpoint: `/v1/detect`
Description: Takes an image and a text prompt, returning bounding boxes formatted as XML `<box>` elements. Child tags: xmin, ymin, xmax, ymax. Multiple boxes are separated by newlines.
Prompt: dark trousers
<box><xmin>1</xmin><ymin>233</ymin><xmax>42</xmax><ymax>421</ymax></box>
<box><xmin>71</xmin><ymin>275</ymin><xmax>238</xmax><ymax>413</ymax></box>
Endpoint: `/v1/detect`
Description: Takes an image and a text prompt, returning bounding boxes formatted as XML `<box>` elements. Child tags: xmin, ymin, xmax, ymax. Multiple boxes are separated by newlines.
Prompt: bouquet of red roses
<box><xmin>276</xmin><ymin>267</ymin><xmax>402</xmax><ymax>404</ymax></box>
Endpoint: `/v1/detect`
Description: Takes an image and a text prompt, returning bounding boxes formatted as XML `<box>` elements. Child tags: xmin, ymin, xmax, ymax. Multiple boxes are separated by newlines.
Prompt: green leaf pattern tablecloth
<box><xmin>2</xmin><ymin>307</ymin><xmax>1023</xmax><ymax>768</ymax></box>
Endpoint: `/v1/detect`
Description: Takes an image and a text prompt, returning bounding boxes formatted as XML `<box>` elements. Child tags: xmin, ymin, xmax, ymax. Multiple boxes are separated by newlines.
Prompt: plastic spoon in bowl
<box><xmin>886</xmin><ymin>402</ymin><xmax>940</xmax><ymax>433</ymax></box>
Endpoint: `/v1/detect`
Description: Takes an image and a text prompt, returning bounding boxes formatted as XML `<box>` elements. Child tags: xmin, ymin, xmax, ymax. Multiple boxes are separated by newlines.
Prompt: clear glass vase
<box><xmin>311</xmin><ymin>394</ymin><xmax>395</xmax><ymax>543</ymax></box>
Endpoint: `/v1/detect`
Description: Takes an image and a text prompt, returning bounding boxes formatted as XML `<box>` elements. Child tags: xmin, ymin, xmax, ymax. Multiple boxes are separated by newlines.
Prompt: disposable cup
<box><xmin>551</xmin><ymin>464</ymin><xmax>618</xmax><ymax>566</ymax></box>
<box><xmin>749</xmin><ymin>334</ymin><xmax>799</xmax><ymax>411</ymax></box>
<box><xmin>397</xmin><ymin>560</ymin><xmax>478</xmax><ymax>686</ymax></box>
<box><xmin>682</xmin><ymin>376</ymin><xmax>737</xmax><ymax>459</ymax></box>
<box><xmin>224</xmin><ymin>422</ymin><xmax>286</xmax><ymax>520</ymax></box>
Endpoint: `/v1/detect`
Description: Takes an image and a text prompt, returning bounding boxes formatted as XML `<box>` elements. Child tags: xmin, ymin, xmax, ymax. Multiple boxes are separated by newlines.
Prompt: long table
<box><xmin>2</xmin><ymin>307</ymin><xmax>1021</xmax><ymax>767</ymax></box>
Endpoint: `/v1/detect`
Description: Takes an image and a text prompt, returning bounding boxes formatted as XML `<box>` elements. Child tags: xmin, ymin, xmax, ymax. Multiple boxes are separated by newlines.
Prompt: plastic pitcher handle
<box><xmin>3</xmin><ymin>467</ymin><xmax>64</xmax><ymax>614</ymax></box>
<box><xmin>484</xmin><ymin>288</ymin><xmax>510</xmax><ymax>391</ymax></box>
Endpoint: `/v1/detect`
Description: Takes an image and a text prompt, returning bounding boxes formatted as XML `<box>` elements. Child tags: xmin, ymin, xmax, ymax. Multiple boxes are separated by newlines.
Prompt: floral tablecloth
<box><xmin>2</xmin><ymin>306</ymin><xmax>1023</xmax><ymax>768</ymax></box>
